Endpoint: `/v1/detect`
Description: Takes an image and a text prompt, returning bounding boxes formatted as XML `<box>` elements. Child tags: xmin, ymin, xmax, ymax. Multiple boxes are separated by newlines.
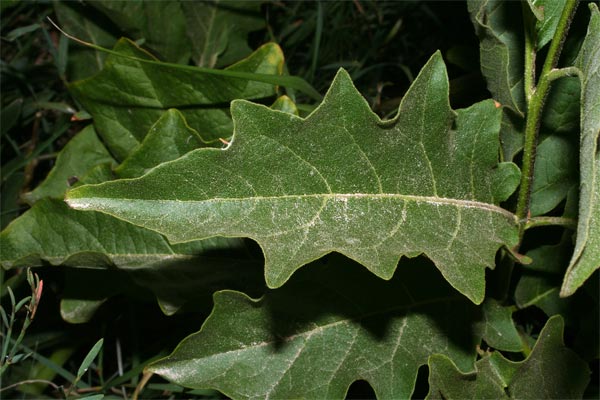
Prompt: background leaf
<box><xmin>476</xmin><ymin>299</ymin><xmax>523</xmax><ymax>352</ymax></box>
<box><xmin>67</xmin><ymin>53</ymin><xmax>519</xmax><ymax>304</ymax></box>
<box><xmin>53</xmin><ymin>1</ymin><xmax>119</xmax><ymax>80</ymax></box>
<box><xmin>182</xmin><ymin>0</ymin><xmax>264</xmax><ymax>68</ymax></box>
<box><xmin>23</xmin><ymin>126</ymin><xmax>115</xmax><ymax>204</ymax></box>
<box><xmin>87</xmin><ymin>0</ymin><xmax>191</xmax><ymax>64</ymax></box>
<box><xmin>0</xmin><ymin>198</ymin><xmax>243</xmax><ymax>270</ymax></box>
<box><xmin>530</xmin><ymin>135</ymin><xmax>577</xmax><ymax>216</ymax></box>
<box><xmin>115</xmin><ymin>109</ymin><xmax>208</xmax><ymax>179</ymax></box>
<box><xmin>468</xmin><ymin>0</ymin><xmax>525</xmax><ymax>115</ymax></box>
<box><xmin>68</xmin><ymin>39</ymin><xmax>283</xmax><ymax>160</ymax></box>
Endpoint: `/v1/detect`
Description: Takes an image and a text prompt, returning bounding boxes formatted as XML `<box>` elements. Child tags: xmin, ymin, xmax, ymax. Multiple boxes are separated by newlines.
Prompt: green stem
<box><xmin>522</xmin><ymin>2</ymin><xmax>536</xmax><ymax>106</ymax></box>
<box><xmin>515</xmin><ymin>0</ymin><xmax>579</xmax><ymax>239</ymax></box>
<box><xmin>547</xmin><ymin>66</ymin><xmax>581</xmax><ymax>81</ymax></box>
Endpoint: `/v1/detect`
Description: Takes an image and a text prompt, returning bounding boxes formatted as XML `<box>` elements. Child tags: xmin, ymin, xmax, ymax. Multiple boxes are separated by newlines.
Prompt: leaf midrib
<box><xmin>69</xmin><ymin>192</ymin><xmax>517</xmax><ymax>220</ymax></box>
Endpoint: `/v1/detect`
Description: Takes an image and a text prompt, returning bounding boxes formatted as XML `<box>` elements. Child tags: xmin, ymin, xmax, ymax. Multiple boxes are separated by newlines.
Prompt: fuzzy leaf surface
<box><xmin>67</xmin><ymin>53</ymin><xmax>519</xmax><ymax>304</ymax></box>
<box><xmin>427</xmin><ymin>316</ymin><xmax>590</xmax><ymax>399</ymax></box>
<box><xmin>149</xmin><ymin>256</ymin><xmax>486</xmax><ymax>399</ymax></box>
<box><xmin>561</xmin><ymin>4</ymin><xmax>600</xmax><ymax>296</ymax></box>
<box><xmin>69</xmin><ymin>39</ymin><xmax>283</xmax><ymax>160</ymax></box>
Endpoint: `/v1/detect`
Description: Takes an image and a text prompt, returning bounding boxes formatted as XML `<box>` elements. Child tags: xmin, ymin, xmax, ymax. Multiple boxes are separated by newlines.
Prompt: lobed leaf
<box><xmin>67</xmin><ymin>52</ymin><xmax>519</xmax><ymax>304</ymax></box>
<box><xmin>148</xmin><ymin>256</ymin><xmax>487</xmax><ymax>399</ymax></box>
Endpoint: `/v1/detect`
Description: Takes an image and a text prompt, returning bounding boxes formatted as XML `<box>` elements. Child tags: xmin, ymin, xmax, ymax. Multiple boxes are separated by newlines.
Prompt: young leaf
<box><xmin>148</xmin><ymin>256</ymin><xmax>486</xmax><ymax>399</ymax></box>
<box><xmin>68</xmin><ymin>39</ymin><xmax>284</xmax><ymax>160</ymax></box>
<box><xmin>427</xmin><ymin>316</ymin><xmax>590</xmax><ymax>399</ymax></box>
<box><xmin>67</xmin><ymin>52</ymin><xmax>519</xmax><ymax>304</ymax></box>
<box><xmin>561</xmin><ymin>3</ymin><xmax>600</xmax><ymax>297</ymax></box>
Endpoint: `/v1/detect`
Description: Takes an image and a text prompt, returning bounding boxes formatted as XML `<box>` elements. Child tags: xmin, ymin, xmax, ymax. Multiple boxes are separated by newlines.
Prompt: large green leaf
<box><xmin>427</xmin><ymin>316</ymin><xmax>590</xmax><ymax>399</ymax></box>
<box><xmin>561</xmin><ymin>3</ymin><xmax>600</xmax><ymax>297</ymax></box>
<box><xmin>148</xmin><ymin>256</ymin><xmax>488</xmax><ymax>399</ymax></box>
<box><xmin>68</xmin><ymin>39</ymin><xmax>283</xmax><ymax>160</ymax></box>
<box><xmin>23</xmin><ymin>126</ymin><xmax>115</xmax><ymax>204</ymax></box>
<box><xmin>66</xmin><ymin>52</ymin><xmax>520</xmax><ymax>304</ymax></box>
<box><xmin>182</xmin><ymin>1</ymin><xmax>264</xmax><ymax>68</ymax></box>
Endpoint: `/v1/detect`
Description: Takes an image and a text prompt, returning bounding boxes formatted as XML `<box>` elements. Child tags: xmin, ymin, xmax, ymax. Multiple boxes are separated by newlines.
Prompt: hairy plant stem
<box><xmin>525</xmin><ymin>216</ymin><xmax>578</xmax><ymax>230</ymax></box>
<box><xmin>494</xmin><ymin>0</ymin><xmax>579</xmax><ymax>302</ymax></box>
<box><xmin>522</xmin><ymin>2</ymin><xmax>536</xmax><ymax>106</ymax></box>
<box><xmin>515</xmin><ymin>0</ymin><xmax>579</xmax><ymax>240</ymax></box>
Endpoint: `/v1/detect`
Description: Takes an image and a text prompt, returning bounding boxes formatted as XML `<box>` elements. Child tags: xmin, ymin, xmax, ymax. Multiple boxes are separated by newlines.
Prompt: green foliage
<box><xmin>66</xmin><ymin>56</ymin><xmax>520</xmax><ymax>304</ymax></box>
<box><xmin>1</xmin><ymin>1</ymin><xmax>598</xmax><ymax>398</ymax></box>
